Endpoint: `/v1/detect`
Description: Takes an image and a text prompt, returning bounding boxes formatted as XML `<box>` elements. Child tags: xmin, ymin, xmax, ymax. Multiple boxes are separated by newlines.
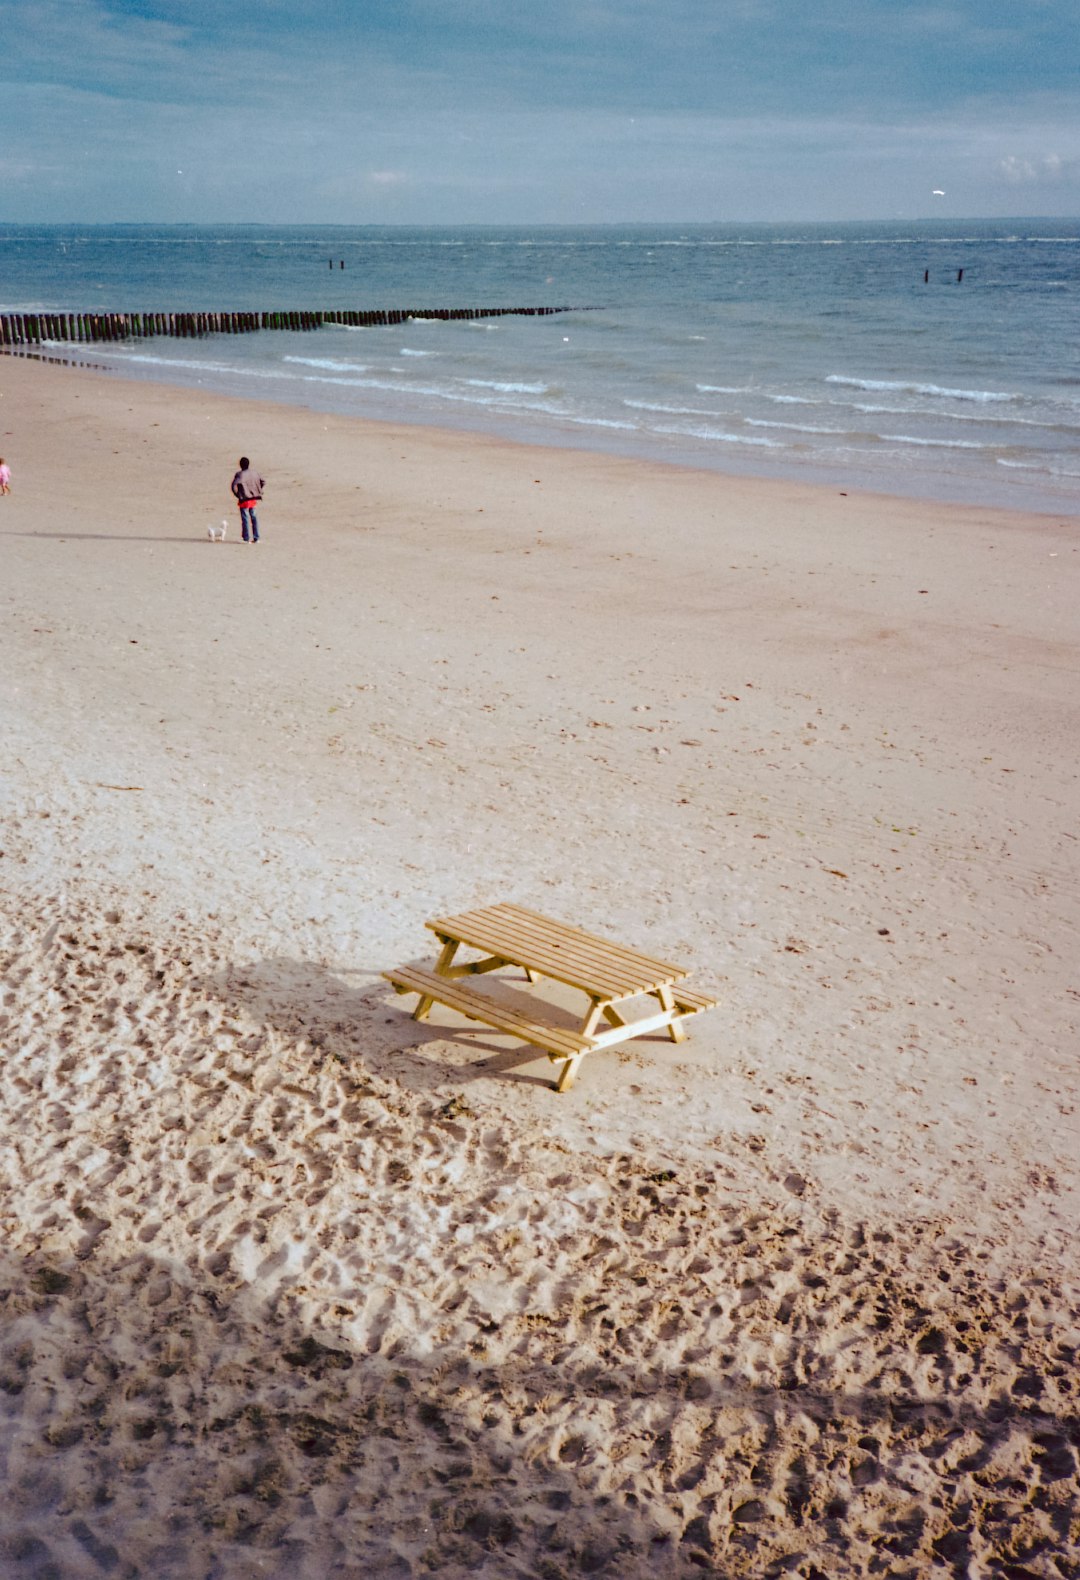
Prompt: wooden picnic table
<box><xmin>384</xmin><ymin>902</ymin><xmax>716</xmax><ymax>1091</ymax></box>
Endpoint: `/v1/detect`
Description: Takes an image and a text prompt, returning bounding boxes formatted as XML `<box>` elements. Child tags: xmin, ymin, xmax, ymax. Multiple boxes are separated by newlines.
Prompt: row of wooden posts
<box><xmin>0</xmin><ymin>305</ymin><xmax>580</xmax><ymax>347</ymax></box>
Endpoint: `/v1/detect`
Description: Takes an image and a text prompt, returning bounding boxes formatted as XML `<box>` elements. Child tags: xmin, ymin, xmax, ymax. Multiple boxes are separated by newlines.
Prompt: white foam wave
<box><xmin>827</xmin><ymin>375</ymin><xmax>1016</xmax><ymax>403</ymax></box>
<box><xmin>90</xmin><ymin>350</ymin><xmax>293</xmax><ymax>381</ymax></box>
<box><xmin>850</xmin><ymin>402</ymin><xmax>934</xmax><ymax>416</ymax></box>
<box><xmin>880</xmin><ymin>434</ymin><xmax>988</xmax><ymax>449</ymax></box>
<box><xmin>997</xmin><ymin>459</ymin><xmax>1080</xmax><ymax>476</ymax></box>
<box><xmin>696</xmin><ymin>384</ymin><xmax>817</xmax><ymax>407</ymax></box>
<box><xmin>399</xmin><ymin>348</ymin><xmax>435</xmax><ymax>357</ymax></box>
<box><xmin>284</xmin><ymin>355</ymin><xmax>368</xmax><ymax>373</ymax></box>
<box><xmin>564</xmin><ymin>415</ymin><xmax>638</xmax><ymax>431</ymax></box>
<box><xmin>847</xmin><ymin>400</ymin><xmax>1078</xmax><ymax>433</ymax></box>
<box><xmin>746</xmin><ymin>418</ymin><xmax>848</xmax><ymax>435</ymax></box>
<box><xmin>653</xmin><ymin>424</ymin><xmax>785</xmax><ymax>448</ymax></box>
<box><xmin>294</xmin><ymin>371</ymin><xmax>567</xmax><ymax>416</ymax></box>
<box><xmin>464</xmin><ymin>378</ymin><xmax>548</xmax><ymax>394</ymax></box>
<box><xmin>624</xmin><ymin>399</ymin><xmax>728</xmax><ymax>417</ymax></box>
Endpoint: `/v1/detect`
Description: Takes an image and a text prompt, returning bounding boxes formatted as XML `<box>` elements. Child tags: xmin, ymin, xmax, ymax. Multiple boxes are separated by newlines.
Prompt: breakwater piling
<box><xmin>0</xmin><ymin>305</ymin><xmax>587</xmax><ymax>348</ymax></box>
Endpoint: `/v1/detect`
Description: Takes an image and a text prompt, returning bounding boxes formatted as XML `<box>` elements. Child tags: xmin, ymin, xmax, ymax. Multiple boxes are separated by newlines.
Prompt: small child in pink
<box><xmin>0</xmin><ymin>460</ymin><xmax>10</xmax><ymax>495</ymax></box>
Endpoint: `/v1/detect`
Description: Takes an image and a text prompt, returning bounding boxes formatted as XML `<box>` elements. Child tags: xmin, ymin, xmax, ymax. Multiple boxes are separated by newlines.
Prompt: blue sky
<box><xmin>1</xmin><ymin>0</ymin><xmax>1078</xmax><ymax>222</ymax></box>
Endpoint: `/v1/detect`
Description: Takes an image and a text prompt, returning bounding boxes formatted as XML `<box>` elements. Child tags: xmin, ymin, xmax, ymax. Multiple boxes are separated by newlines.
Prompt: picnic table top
<box><xmin>426</xmin><ymin>902</ymin><xmax>689</xmax><ymax>1001</ymax></box>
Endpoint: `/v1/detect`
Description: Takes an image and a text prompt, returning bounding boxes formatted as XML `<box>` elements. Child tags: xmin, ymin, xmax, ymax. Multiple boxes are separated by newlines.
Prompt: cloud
<box><xmin>1</xmin><ymin>0</ymin><xmax>1078</xmax><ymax>220</ymax></box>
<box><xmin>999</xmin><ymin>151</ymin><xmax>1074</xmax><ymax>185</ymax></box>
<box><xmin>7</xmin><ymin>0</ymin><xmax>193</xmax><ymax>88</ymax></box>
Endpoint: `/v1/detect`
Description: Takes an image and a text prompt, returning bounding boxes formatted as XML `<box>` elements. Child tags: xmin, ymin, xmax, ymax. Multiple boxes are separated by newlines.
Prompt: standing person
<box><xmin>0</xmin><ymin>458</ymin><xmax>11</xmax><ymax>496</ymax></box>
<box><xmin>231</xmin><ymin>456</ymin><xmax>265</xmax><ymax>543</ymax></box>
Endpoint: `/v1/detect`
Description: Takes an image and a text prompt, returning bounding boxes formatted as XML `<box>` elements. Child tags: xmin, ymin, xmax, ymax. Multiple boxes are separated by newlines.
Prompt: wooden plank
<box><xmin>383</xmin><ymin>966</ymin><xmax>591</xmax><ymax>1057</ymax></box>
<box><xmin>491</xmin><ymin>905</ymin><xmax>685</xmax><ymax>986</ymax></box>
<box><xmin>503</xmin><ymin>903</ymin><xmax>686</xmax><ymax>976</ymax></box>
<box><xmin>427</xmin><ymin>904</ymin><xmax>687</xmax><ymax>997</ymax></box>
<box><xmin>477</xmin><ymin>902</ymin><xmax>684</xmax><ymax>980</ymax></box>
<box><xmin>427</xmin><ymin>918</ymin><xmax>630</xmax><ymax>996</ymax></box>
<box><xmin>672</xmin><ymin>985</ymin><xmax>718</xmax><ymax>1014</ymax></box>
<box><xmin>441</xmin><ymin>955</ymin><xmax>509</xmax><ymax>978</ymax></box>
<box><xmin>585</xmin><ymin>1006</ymin><xmax>685</xmax><ymax>1050</ymax></box>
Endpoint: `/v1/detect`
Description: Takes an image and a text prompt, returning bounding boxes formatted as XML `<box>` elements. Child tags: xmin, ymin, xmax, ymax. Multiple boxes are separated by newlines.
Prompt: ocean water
<box><xmin>2</xmin><ymin>220</ymin><xmax>1078</xmax><ymax>513</ymax></box>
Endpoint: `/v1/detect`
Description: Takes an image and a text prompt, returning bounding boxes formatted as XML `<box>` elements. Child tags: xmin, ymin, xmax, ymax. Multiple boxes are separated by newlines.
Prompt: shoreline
<box><xmin>5</xmin><ymin>339</ymin><xmax>1079</xmax><ymax>519</ymax></box>
<box><xmin>2</xmin><ymin>352</ymin><xmax>1078</xmax><ymax>1574</ymax></box>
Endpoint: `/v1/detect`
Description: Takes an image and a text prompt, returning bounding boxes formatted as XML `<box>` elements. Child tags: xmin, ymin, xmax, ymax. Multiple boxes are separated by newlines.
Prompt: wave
<box><xmin>562</xmin><ymin>415</ymin><xmax>639</xmax><ymax>431</ymax></box>
<box><xmin>997</xmin><ymin>459</ymin><xmax>1080</xmax><ymax>476</ymax></box>
<box><xmin>88</xmin><ymin>349</ymin><xmax>294</xmax><ymax>381</ymax></box>
<box><xmin>624</xmin><ymin>399</ymin><xmax>729</xmax><ymax>417</ymax></box>
<box><xmin>652</xmin><ymin>423</ymin><xmax>785</xmax><ymax>448</ymax></box>
<box><xmin>696</xmin><ymin>385</ymin><xmax>818</xmax><ymax>407</ymax></box>
<box><xmin>464</xmin><ymin>378</ymin><xmax>549</xmax><ymax>394</ymax></box>
<box><xmin>826</xmin><ymin>375</ymin><xmax>1016</xmax><ymax>403</ymax></box>
<box><xmin>284</xmin><ymin>355</ymin><xmax>368</xmax><ymax>373</ymax></box>
<box><xmin>846</xmin><ymin>400</ymin><xmax>1080</xmax><ymax>433</ymax></box>
<box><xmin>694</xmin><ymin>382</ymin><xmax>814</xmax><ymax>404</ymax></box>
<box><xmin>399</xmin><ymin>347</ymin><xmax>436</xmax><ymax>357</ymax></box>
<box><xmin>880</xmin><ymin>434</ymin><xmax>989</xmax><ymax>449</ymax></box>
<box><xmin>746</xmin><ymin>418</ymin><xmax>851</xmax><ymax>436</ymax></box>
<box><xmin>292</xmin><ymin>370</ymin><xmax>568</xmax><ymax>416</ymax></box>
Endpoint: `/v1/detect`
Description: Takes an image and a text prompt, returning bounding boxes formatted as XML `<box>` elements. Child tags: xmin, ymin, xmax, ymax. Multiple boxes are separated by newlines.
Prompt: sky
<box><xmin>1</xmin><ymin>0</ymin><xmax>1078</xmax><ymax>223</ymax></box>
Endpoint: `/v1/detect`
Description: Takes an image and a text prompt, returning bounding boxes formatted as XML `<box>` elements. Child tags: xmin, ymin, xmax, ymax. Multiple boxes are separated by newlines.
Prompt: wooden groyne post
<box><xmin>0</xmin><ymin>305</ymin><xmax>591</xmax><ymax>348</ymax></box>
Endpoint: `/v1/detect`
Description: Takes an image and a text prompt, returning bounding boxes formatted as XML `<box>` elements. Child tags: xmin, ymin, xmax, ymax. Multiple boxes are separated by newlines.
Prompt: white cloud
<box><xmin>1000</xmin><ymin>155</ymin><xmax>1038</xmax><ymax>182</ymax></box>
<box><xmin>999</xmin><ymin>150</ymin><xmax>1074</xmax><ymax>184</ymax></box>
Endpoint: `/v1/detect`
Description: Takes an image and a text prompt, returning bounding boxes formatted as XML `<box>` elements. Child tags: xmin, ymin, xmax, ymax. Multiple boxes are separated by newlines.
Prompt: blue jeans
<box><xmin>240</xmin><ymin>503</ymin><xmax>260</xmax><ymax>542</ymax></box>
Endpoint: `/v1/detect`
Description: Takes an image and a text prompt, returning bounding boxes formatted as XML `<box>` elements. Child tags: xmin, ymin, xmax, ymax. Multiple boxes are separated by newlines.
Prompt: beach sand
<box><xmin>1</xmin><ymin>353</ymin><xmax>1078</xmax><ymax>1577</ymax></box>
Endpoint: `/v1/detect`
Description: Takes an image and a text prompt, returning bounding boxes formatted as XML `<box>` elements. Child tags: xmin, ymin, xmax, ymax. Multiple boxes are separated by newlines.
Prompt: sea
<box><xmin>2</xmin><ymin>219</ymin><xmax>1078</xmax><ymax>514</ymax></box>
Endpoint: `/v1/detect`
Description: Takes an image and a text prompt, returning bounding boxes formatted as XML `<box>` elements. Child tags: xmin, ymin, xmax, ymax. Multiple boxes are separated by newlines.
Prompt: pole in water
<box><xmin>340</xmin><ymin>260</ymin><xmax>344</xmax><ymax>269</ymax></box>
<box><xmin>957</xmin><ymin>268</ymin><xmax>964</xmax><ymax>283</ymax></box>
<box><xmin>924</xmin><ymin>269</ymin><xmax>929</xmax><ymax>284</ymax></box>
<box><xmin>329</xmin><ymin>259</ymin><xmax>333</xmax><ymax>270</ymax></box>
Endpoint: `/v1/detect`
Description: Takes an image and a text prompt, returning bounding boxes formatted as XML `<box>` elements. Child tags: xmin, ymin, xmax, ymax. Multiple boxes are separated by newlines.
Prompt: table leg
<box><xmin>551</xmin><ymin>997</ymin><xmax>608</xmax><ymax>1092</ymax></box>
<box><xmin>554</xmin><ymin>1052</ymin><xmax>585</xmax><ymax>1093</ymax></box>
<box><xmin>413</xmin><ymin>936</ymin><xmax>460</xmax><ymax>1022</ymax></box>
<box><xmin>578</xmin><ymin>999</ymin><xmax>605</xmax><ymax>1039</ymax></box>
<box><xmin>656</xmin><ymin>984</ymin><xmax>686</xmax><ymax>1042</ymax></box>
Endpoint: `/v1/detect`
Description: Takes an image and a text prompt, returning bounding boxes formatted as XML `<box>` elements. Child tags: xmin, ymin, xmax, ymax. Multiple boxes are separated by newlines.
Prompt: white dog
<box><xmin>207</xmin><ymin>518</ymin><xmax>228</xmax><ymax>542</ymax></box>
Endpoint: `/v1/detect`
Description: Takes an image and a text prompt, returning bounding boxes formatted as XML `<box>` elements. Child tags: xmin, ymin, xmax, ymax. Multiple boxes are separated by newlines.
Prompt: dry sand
<box><xmin>1</xmin><ymin>352</ymin><xmax>1078</xmax><ymax>1577</ymax></box>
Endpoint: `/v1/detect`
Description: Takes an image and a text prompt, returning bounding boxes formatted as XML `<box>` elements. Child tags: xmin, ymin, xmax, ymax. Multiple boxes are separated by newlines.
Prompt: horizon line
<box><xmin>1</xmin><ymin>213</ymin><xmax>1079</xmax><ymax>230</ymax></box>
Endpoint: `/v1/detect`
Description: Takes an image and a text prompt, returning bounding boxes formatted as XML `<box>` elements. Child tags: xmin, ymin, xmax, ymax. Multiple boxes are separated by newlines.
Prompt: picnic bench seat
<box><xmin>384</xmin><ymin>964</ymin><xmax>592</xmax><ymax>1060</ymax></box>
<box><xmin>384</xmin><ymin>903</ymin><xmax>717</xmax><ymax>1091</ymax></box>
<box><xmin>670</xmin><ymin>985</ymin><xmax>718</xmax><ymax>1016</ymax></box>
